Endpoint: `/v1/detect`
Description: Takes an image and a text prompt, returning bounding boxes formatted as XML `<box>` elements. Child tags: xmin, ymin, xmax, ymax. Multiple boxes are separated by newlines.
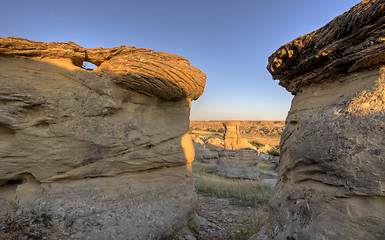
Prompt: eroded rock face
<box><xmin>267</xmin><ymin>0</ymin><xmax>385</xmax><ymax>94</ymax></box>
<box><xmin>223</xmin><ymin>121</ymin><xmax>253</xmax><ymax>150</ymax></box>
<box><xmin>0</xmin><ymin>37</ymin><xmax>206</xmax><ymax>239</ymax></box>
<box><xmin>215</xmin><ymin>122</ymin><xmax>259</xmax><ymax>179</ymax></box>
<box><xmin>215</xmin><ymin>150</ymin><xmax>259</xmax><ymax>180</ymax></box>
<box><xmin>267</xmin><ymin>1</ymin><xmax>385</xmax><ymax>239</ymax></box>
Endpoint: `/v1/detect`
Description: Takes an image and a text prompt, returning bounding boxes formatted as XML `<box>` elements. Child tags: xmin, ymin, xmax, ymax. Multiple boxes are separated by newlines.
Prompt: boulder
<box><xmin>215</xmin><ymin>150</ymin><xmax>259</xmax><ymax>180</ymax></box>
<box><xmin>258</xmin><ymin>152</ymin><xmax>279</xmax><ymax>164</ymax></box>
<box><xmin>201</xmin><ymin>153</ymin><xmax>219</xmax><ymax>164</ymax></box>
<box><xmin>266</xmin><ymin>1</ymin><xmax>385</xmax><ymax>239</ymax></box>
<box><xmin>192</xmin><ymin>138</ymin><xmax>218</xmax><ymax>163</ymax></box>
<box><xmin>205</xmin><ymin>137</ymin><xmax>224</xmax><ymax>150</ymax></box>
<box><xmin>0</xmin><ymin>37</ymin><xmax>206</xmax><ymax>239</ymax></box>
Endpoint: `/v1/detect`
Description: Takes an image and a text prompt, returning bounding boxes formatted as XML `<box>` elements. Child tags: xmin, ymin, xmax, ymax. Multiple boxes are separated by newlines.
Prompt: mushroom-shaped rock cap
<box><xmin>0</xmin><ymin>37</ymin><xmax>206</xmax><ymax>101</ymax></box>
<box><xmin>267</xmin><ymin>0</ymin><xmax>385</xmax><ymax>94</ymax></box>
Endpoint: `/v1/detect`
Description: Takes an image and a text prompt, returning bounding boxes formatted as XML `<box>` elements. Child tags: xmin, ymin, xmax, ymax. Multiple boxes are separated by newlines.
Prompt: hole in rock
<box><xmin>33</xmin><ymin>121</ymin><xmax>50</xmax><ymax>129</ymax></box>
<box><xmin>82</xmin><ymin>61</ymin><xmax>98</xmax><ymax>71</ymax></box>
<box><xmin>146</xmin><ymin>144</ymin><xmax>154</xmax><ymax>149</ymax></box>
<box><xmin>4</xmin><ymin>179</ymin><xmax>23</xmax><ymax>186</ymax></box>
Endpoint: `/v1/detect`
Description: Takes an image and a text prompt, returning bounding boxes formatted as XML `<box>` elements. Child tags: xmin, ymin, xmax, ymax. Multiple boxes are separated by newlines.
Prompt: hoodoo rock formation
<box><xmin>222</xmin><ymin>121</ymin><xmax>254</xmax><ymax>150</ymax></box>
<box><xmin>0</xmin><ymin>37</ymin><xmax>206</xmax><ymax>239</ymax></box>
<box><xmin>215</xmin><ymin>121</ymin><xmax>259</xmax><ymax>180</ymax></box>
<box><xmin>267</xmin><ymin>1</ymin><xmax>385</xmax><ymax>239</ymax></box>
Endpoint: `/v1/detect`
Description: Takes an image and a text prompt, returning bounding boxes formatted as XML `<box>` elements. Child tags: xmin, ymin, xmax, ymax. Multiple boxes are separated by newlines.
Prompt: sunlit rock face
<box><xmin>223</xmin><ymin>121</ymin><xmax>254</xmax><ymax>150</ymax></box>
<box><xmin>0</xmin><ymin>37</ymin><xmax>206</xmax><ymax>239</ymax></box>
<box><xmin>215</xmin><ymin>121</ymin><xmax>259</xmax><ymax>179</ymax></box>
<box><xmin>266</xmin><ymin>1</ymin><xmax>385</xmax><ymax>239</ymax></box>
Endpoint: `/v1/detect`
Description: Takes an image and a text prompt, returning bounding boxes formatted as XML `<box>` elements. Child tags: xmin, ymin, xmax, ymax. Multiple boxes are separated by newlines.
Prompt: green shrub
<box><xmin>268</xmin><ymin>149</ymin><xmax>280</xmax><ymax>156</ymax></box>
<box><xmin>249</xmin><ymin>141</ymin><xmax>263</xmax><ymax>147</ymax></box>
<box><xmin>274</xmin><ymin>145</ymin><xmax>280</xmax><ymax>150</ymax></box>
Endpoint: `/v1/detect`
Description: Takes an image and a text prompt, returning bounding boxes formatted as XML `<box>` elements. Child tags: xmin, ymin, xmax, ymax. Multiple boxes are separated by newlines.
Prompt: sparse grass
<box><xmin>258</xmin><ymin>162</ymin><xmax>278</xmax><ymax>172</ymax></box>
<box><xmin>192</xmin><ymin>162</ymin><xmax>216</xmax><ymax>174</ymax></box>
<box><xmin>192</xmin><ymin>161</ymin><xmax>272</xmax><ymax>206</ymax></box>
<box><xmin>1</xmin><ymin>201</ymin><xmax>58</xmax><ymax>239</ymax></box>
<box><xmin>230</xmin><ymin>211</ymin><xmax>264</xmax><ymax>240</ymax></box>
<box><xmin>194</xmin><ymin>174</ymin><xmax>271</xmax><ymax>206</ymax></box>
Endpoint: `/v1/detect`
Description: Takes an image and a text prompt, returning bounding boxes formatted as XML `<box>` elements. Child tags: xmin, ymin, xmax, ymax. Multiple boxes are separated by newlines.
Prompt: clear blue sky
<box><xmin>1</xmin><ymin>0</ymin><xmax>361</xmax><ymax>120</ymax></box>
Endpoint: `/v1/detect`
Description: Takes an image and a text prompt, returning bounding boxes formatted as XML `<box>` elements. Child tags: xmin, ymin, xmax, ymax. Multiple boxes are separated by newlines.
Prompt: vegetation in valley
<box><xmin>192</xmin><ymin>160</ymin><xmax>272</xmax><ymax>207</ymax></box>
<box><xmin>249</xmin><ymin>140</ymin><xmax>263</xmax><ymax>148</ymax></box>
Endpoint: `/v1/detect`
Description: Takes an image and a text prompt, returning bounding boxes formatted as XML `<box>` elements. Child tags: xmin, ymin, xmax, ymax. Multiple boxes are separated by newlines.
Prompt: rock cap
<box><xmin>0</xmin><ymin>37</ymin><xmax>206</xmax><ymax>101</ymax></box>
<box><xmin>267</xmin><ymin>0</ymin><xmax>385</xmax><ymax>94</ymax></box>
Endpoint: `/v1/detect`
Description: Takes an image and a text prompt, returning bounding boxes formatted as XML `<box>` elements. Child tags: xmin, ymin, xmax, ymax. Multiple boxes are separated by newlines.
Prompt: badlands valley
<box><xmin>1</xmin><ymin>0</ymin><xmax>385</xmax><ymax>239</ymax></box>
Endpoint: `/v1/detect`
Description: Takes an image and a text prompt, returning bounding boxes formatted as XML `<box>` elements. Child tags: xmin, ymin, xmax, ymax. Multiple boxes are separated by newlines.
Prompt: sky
<box><xmin>1</xmin><ymin>0</ymin><xmax>362</xmax><ymax>120</ymax></box>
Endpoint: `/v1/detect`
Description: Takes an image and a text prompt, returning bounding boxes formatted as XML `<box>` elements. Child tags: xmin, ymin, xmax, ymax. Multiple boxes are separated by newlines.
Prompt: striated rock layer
<box><xmin>215</xmin><ymin>122</ymin><xmax>259</xmax><ymax>180</ymax></box>
<box><xmin>215</xmin><ymin>150</ymin><xmax>259</xmax><ymax>180</ymax></box>
<box><xmin>267</xmin><ymin>1</ymin><xmax>385</xmax><ymax>239</ymax></box>
<box><xmin>0</xmin><ymin>37</ymin><xmax>206</xmax><ymax>239</ymax></box>
<box><xmin>222</xmin><ymin>121</ymin><xmax>254</xmax><ymax>150</ymax></box>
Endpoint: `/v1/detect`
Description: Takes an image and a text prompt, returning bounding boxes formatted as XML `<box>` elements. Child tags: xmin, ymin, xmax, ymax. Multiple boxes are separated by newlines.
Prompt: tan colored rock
<box><xmin>0</xmin><ymin>37</ymin><xmax>206</xmax><ymax>101</ymax></box>
<box><xmin>205</xmin><ymin>137</ymin><xmax>224</xmax><ymax>149</ymax></box>
<box><xmin>215</xmin><ymin>150</ymin><xmax>259</xmax><ymax>180</ymax></box>
<box><xmin>267</xmin><ymin>0</ymin><xmax>385</xmax><ymax>94</ymax></box>
<box><xmin>266</xmin><ymin>1</ymin><xmax>385</xmax><ymax>239</ymax></box>
<box><xmin>0</xmin><ymin>37</ymin><xmax>206</xmax><ymax>239</ymax></box>
<box><xmin>223</xmin><ymin>121</ymin><xmax>254</xmax><ymax>150</ymax></box>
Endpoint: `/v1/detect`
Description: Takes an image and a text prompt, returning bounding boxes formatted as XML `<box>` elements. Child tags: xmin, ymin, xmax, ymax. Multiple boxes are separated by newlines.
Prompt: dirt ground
<box><xmin>196</xmin><ymin>194</ymin><xmax>267</xmax><ymax>239</ymax></box>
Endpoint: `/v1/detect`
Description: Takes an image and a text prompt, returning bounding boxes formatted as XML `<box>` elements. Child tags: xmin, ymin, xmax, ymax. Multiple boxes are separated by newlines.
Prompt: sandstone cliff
<box><xmin>0</xmin><ymin>37</ymin><xmax>206</xmax><ymax>239</ymax></box>
<box><xmin>266</xmin><ymin>1</ymin><xmax>385</xmax><ymax>239</ymax></box>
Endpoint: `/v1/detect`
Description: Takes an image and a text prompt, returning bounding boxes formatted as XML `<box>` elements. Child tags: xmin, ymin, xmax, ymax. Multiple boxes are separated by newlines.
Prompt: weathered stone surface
<box><xmin>0</xmin><ymin>37</ymin><xmax>206</xmax><ymax>101</ymax></box>
<box><xmin>223</xmin><ymin>121</ymin><xmax>254</xmax><ymax>150</ymax></box>
<box><xmin>215</xmin><ymin>150</ymin><xmax>259</xmax><ymax>180</ymax></box>
<box><xmin>205</xmin><ymin>137</ymin><xmax>224</xmax><ymax>149</ymax></box>
<box><xmin>187</xmin><ymin>214</ymin><xmax>230</xmax><ymax>240</ymax></box>
<box><xmin>215</xmin><ymin>122</ymin><xmax>259</xmax><ymax>180</ymax></box>
<box><xmin>267</xmin><ymin>0</ymin><xmax>385</xmax><ymax>94</ymax></box>
<box><xmin>0</xmin><ymin>37</ymin><xmax>206</xmax><ymax>239</ymax></box>
<box><xmin>267</xmin><ymin>1</ymin><xmax>385</xmax><ymax>239</ymax></box>
<box><xmin>192</xmin><ymin>137</ymin><xmax>218</xmax><ymax>163</ymax></box>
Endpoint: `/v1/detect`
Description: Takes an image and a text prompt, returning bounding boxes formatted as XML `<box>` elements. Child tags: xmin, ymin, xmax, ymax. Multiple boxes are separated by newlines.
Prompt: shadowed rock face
<box><xmin>267</xmin><ymin>1</ymin><xmax>385</xmax><ymax>239</ymax></box>
<box><xmin>0</xmin><ymin>37</ymin><xmax>206</xmax><ymax>239</ymax></box>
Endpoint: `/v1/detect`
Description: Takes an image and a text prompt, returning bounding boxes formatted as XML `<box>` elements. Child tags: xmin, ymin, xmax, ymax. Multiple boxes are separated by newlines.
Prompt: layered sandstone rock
<box><xmin>267</xmin><ymin>1</ymin><xmax>385</xmax><ymax>239</ymax></box>
<box><xmin>215</xmin><ymin>122</ymin><xmax>259</xmax><ymax>179</ymax></box>
<box><xmin>0</xmin><ymin>37</ymin><xmax>206</xmax><ymax>239</ymax></box>
<box><xmin>223</xmin><ymin>121</ymin><xmax>254</xmax><ymax>150</ymax></box>
<box><xmin>215</xmin><ymin>150</ymin><xmax>259</xmax><ymax>180</ymax></box>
